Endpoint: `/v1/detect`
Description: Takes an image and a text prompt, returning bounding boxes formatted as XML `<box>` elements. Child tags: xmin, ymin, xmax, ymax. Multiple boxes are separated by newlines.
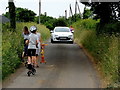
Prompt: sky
<box><xmin>0</xmin><ymin>0</ymin><xmax>85</xmax><ymax>18</ymax></box>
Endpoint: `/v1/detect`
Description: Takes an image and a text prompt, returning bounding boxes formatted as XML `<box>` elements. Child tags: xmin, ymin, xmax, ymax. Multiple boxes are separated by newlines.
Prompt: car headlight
<box><xmin>68</xmin><ymin>35</ymin><xmax>73</xmax><ymax>38</ymax></box>
<box><xmin>55</xmin><ymin>35</ymin><xmax>59</xmax><ymax>37</ymax></box>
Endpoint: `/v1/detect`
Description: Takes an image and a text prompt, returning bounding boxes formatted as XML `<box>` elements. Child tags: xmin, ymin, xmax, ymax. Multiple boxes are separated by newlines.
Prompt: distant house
<box><xmin>0</xmin><ymin>15</ymin><xmax>10</xmax><ymax>24</ymax></box>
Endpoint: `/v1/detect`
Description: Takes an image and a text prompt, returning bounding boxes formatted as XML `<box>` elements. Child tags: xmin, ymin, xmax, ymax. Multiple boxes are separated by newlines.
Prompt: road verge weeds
<box><xmin>73</xmin><ymin>19</ymin><xmax>120</xmax><ymax>88</ymax></box>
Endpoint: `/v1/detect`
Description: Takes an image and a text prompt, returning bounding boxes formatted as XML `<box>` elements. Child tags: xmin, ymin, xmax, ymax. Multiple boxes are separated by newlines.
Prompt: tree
<box><xmin>16</xmin><ymin>8</ymin><xmax>36</xmax><ymax>22</ymax></box>
<box><xmin>8</xmin><ymin>0</ymin><xmax>16</xmax><ymax>30</ymax></box>
<box><xmin>53</xmin><ymin>17</ymin><xmax>68</xmax><ymax>27</ymax></box>
<box><xmin>80</xmin><ymin>1</ymin><xmax>120</xmax><ymax>33</ymax></box>
<box><xmin>3</xmin><ymin>12</ymin><xmax>9</xmax><ymax>18</ymax></box>
<box><xmin>4</xmin><ymin>7</ymin><xmax>36</xmax><ymax>22</ymax></box>
<box><xmin>35</xmin><ymin>14</ymin><xmax>56</xmax><ymax>30</ymax></box>
<box><xmin>81</xmin><ymin>1</ymin><xmax>120</xmax><ymax>23</ymax></box>
<box><xmin>83</xmin><ymin>6</ymin><xmax>93</xmax><ymax>19</ymax></box>
<box><xmin>68</xmin><ymin>14</ymin><xmax>81</xmax><ymax>25</ymax></box>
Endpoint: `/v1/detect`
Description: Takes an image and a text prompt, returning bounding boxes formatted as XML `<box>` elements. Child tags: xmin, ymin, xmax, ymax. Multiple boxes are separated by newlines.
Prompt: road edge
<box><xmin>75</xmin><ymin>41</ymin><xmax>106</xmax><ymax>88</ymax></box>
<box><xmin>2</xmin><ymin>64</ymin><xmax>25</xmax><ymax>88</ymax></box>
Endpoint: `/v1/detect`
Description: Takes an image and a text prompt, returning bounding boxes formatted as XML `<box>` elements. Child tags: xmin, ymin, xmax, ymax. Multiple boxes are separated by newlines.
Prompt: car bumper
<box><xmin>52</xmin><ymin>37</ymin><xmax>73</xmax><ymax>42</ymax></box>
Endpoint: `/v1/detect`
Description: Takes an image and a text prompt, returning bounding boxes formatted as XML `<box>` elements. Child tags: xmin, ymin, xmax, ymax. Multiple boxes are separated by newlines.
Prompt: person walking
<box><xmin>70</xmin><ymin>26</ymin><xmax>74</xmax><ymax>32</ymax></box>
<box><xmin>35</xmin><ymin>31</ymin><xmax>42</xmax><ymax>68</ymax></box>
<box><xmin>22</xmin><ymin>26</ymin><xmax>30</xmax><ymax>62</ymax></box>
<box><xmin>26</xmin><ymin>26</ymin><xmax>39</xmax><ymax>76</ymax></box>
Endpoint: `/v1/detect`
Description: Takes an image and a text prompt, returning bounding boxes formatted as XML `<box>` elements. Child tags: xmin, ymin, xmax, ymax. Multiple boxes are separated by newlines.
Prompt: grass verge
<box><xmin>73</xmin><ymin>19</ymin><xmax>120</xmax><ymax>88</ymax></box>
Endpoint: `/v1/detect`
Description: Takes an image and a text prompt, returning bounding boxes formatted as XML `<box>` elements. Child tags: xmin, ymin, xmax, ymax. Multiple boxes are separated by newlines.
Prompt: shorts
<box><xmin>24</xmin><ymin>45</ymin><xmax>28</xmax><ymax>56</ymax></box>
<box><xmin>28</xmin><ymin>49</ymin><xmax>36</xmax><ymax>56</ymax></box>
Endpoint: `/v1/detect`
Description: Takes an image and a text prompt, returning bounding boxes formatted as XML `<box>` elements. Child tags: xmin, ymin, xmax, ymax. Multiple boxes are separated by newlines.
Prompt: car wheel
<box><xmin>70</xmin><ymin>41</ymin><xmax>73</xmax><ymax>44</ymax></box>
<box><xmin>51</xmin><ymin>39</ymin><xmax>54</xmax><ymax>43</ymax></box>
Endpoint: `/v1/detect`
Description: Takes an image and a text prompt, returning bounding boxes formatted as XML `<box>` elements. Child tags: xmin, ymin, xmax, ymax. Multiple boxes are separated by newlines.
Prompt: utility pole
<box><xmin>39</xmin><ymin>0</ymin><xmax>41</xmax><ymax>24</ymax></box>
<box><xmin>76</xmin><ymin>1</ymin><xmax>82</xmax><ymax>18</ymax></box>
<box><xmin>75</xmin><ymin>0</ymin><xmax>77</xmax><ymax>22</ymax></box>
<box><xmin>69</xmin><ymin>9</ymin><xmax>71</xmax><ymax>25</ymax></box>
<box><xmin>70</xmin><ymin>4</ymin><xmax>73</xmax><ymax>17</ymax></box>
<box><xmin>69</xmin><ymin>7</ymin><xmax>71</xmax><ymax>17</ymax></box>
<box><xmin>8</xmin><ymin>0</ymin><xmax>16</xmax><ymax>30</ymax></box>
<box><xmin>69</xmin><ymin>4</ymin><xmax>73</xmax><ymax>25</ymax></box>
<box><xmin>65</xmin><ymin>10</ymin><xmax>67</xmax><ymax>19</ymax></box>
<box><xmin>75</xmin><ymin>0</ymin><xmax>77</xmax><ymax>15</ymax></box>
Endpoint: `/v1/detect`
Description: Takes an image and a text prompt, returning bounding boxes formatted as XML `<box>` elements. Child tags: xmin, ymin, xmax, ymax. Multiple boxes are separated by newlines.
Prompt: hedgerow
<box><xmin>73</xmin><ymin>19</ymin><xmax>120</xmax><ymax>88</ymax></box>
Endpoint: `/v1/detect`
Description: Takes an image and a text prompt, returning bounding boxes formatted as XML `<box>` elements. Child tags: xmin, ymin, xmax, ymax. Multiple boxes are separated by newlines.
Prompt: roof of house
<box><xmin>0</xmin><ymin>15</ymin><xmax>10</xmax><ymax>24</ymax></box>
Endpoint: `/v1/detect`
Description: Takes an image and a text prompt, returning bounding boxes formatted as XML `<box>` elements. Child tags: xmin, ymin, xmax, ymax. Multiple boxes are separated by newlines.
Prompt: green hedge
<box><xmin>2</xmin><ymin>22</ymin><xmax>50</xmax><ymax>80</ymax></box>
<box><xmin>73</xmin><ymin>19</ymin><xmax>120</xmax><ymax>88</ymax></box>
<box><xmin>73</xmin><ymin>19</ymin><xmax>99</xmax><ymax>30</ymax></box>
<box><xmin>96</xmin><ymin>22</ymin><xmax>120</xmax><ymax>34</ymax></box>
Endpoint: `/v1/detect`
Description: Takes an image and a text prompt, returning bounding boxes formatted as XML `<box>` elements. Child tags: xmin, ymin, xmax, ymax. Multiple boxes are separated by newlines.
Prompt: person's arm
<box><xmin>25</xmin><ymin>40</ymin><xmax>29</xmax><ymax>45</ymax></box>
<box><xmin>36</xmin><ymin>34</ymin><xmax>39</xmax><ymax>48</ymax></box>
<box><xmin>25</xmin><ymin>35</ymin><xmax>30</xmax><ymax>45</ymax></box>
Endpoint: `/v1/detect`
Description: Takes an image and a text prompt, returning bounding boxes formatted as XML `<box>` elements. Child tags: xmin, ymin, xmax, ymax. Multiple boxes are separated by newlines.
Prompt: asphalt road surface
<box><xmin>3</xmin><ymin>42</ymin><xmax>101</xmax><ymax>88</ymax></box>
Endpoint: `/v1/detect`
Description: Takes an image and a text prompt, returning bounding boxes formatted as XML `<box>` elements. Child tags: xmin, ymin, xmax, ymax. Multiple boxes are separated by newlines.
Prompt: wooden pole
<box><xmin>75</xmin><ymin>0</ymin><xmax>77</xmax><ymax>15</ymax></box>
<box><xmin>8</xmin><ymin>0</ymin><xmax>16</xmax><ymax>30</ymax></box>
<box><xmin>65</xmin><ymin>10</ymin><xmax>67</xmax><ymax>19</ymax></box>
<box><xmin>75</xmin><ymin>0</ymin><xmax>78</xmax><ymax>21</ymax></box>
<box><xmin>39</xmin><ymin>0</ymin><xmax>41</xmax><ymax>24</ymax></box>
<box><xmin>70</xmin><ymin>4</ymin><xmax>73</xmax><ymax>16</ymax></box>
<box><xmin>77</xmin><ymin>1</ymin><xmax>82</xmax><ymax>18</ymax></box>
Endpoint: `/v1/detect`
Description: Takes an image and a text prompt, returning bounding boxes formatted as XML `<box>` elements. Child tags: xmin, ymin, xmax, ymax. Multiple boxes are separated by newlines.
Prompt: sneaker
<box><xmin>36</xmin><ymin>65</ymin><xmax>39</xmax><ymax>68</ymax></box>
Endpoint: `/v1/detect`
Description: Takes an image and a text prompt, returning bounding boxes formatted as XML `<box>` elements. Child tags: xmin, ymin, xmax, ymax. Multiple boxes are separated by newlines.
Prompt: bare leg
<box><xmin>32</xmin><ymin>56</ymin><xmax>36</xmax><ymax>67</ymax></box>
<box><xmin>28</xmin><ymin>56</ymin><xmax>31</xmax><ymax>64</ymax></box>
<box><xmin>36</xmin><ymin>56</ymin><xmax>39</xmax><ymax>67</ymax></box>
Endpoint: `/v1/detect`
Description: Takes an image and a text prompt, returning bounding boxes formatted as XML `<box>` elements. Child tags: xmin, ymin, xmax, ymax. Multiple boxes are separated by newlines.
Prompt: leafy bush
<box><xmin>73</xmin><ymin>19</ymin><xmax>99</xmax><ymax>30</ymax></box>
<box><xmin>73</xmin><ymin>19</ymin><xmax>120</xmax><ymax>88</ymax></box>
<box><xmin>35</xmin><ymin>14</ymin><xmax>56</xmax><ymax>30</ymax></box>
<box><xmin>103</xmin><ymin>22</ymin><xmax>120</xmax><ymax>34</ymax></box>
<box><xmin>53</xmin><ymin>18</ymin><xmax>68</xmax><ymax>27</ymax></box>
<box><xmin>2</xmin><ymin>22</ymin><xmax>50</xmax><ymax>80</ymax></box>
<box><xmin>2</xmin><ymin>26</ymin><xmax>23</xmax><ymax>79</ymax></box>
<box><xmin>96</xmin><ymin>21</ymin><xmax>120</xmax><ymax>34</ymax></box>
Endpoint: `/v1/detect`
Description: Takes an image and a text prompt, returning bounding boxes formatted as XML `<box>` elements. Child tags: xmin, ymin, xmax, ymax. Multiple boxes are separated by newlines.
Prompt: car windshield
<box><xmin>55</xmin><ymin>28</ymin><xmax>70</xmax><ymax>32</ymax></box>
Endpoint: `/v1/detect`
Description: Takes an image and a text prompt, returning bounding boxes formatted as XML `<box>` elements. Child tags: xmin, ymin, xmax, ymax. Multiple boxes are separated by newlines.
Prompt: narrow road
<box><xmin>3</xmin><ymin>42</ymin><xmax>101</xmax><ymax>88</ymax></box>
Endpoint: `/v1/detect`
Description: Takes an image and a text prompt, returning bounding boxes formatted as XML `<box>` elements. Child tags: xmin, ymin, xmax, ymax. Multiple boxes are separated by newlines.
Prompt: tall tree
<box><xmin>81</xmin><ymin>1</ymin><xmax>120</xmax><ymax>23</ymax></box>
<box><xmin>53</xmin><ymin>17</ymin><xmax>67</xmax><ymax>27</ymax></box>
<box><xmin>4</xmin><ymin>7</ymin><xmax>36</xmax><ymax>22</ymax></box>
<box><xmin>80</xmin><ymin>1</ymin><xmax>120</xmax><ymax>33</ymax></box>
<box><xmin>9</xmin><ymin>0</ymin><xmax>16</xmax><ymax>30</ymax></box>
<box><xmin>83</xmin><ymin>6</ymin><xmax>93</xmax><ymax>19</ymax></box>
<box><xmin>16</xmin><ymin>8</ymin><xmax>36</xmax><ymax>22</ymax></box>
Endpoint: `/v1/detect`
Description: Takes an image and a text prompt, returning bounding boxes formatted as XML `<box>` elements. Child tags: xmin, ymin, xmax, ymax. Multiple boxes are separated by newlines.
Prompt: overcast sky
<box><xmin>0</xmin><ymin>0</ymin><xmax>85</xmax><ymax>18</ymax></box>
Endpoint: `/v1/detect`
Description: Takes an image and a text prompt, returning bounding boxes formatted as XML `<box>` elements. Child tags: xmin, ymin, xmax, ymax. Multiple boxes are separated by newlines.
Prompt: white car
<box><xmin>50</xmin><ymin>27</ymin><xmax>74</xmax><ymax>43</ymax></box>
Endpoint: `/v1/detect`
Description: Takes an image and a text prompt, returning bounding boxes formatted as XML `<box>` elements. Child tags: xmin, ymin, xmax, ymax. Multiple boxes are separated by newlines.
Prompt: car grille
<box><xmin>56</xmin><ymin>37</ymin><xmax>71</xmax><ymax>40</ymax></box>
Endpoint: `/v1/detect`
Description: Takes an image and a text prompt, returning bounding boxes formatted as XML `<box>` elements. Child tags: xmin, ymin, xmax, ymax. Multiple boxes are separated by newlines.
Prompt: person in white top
<box><xmin>26</xmin><ymin>26</ymin><xmax>39</xmax><ymax>76</ymax></box>
<box><xmin>22</xmin><ymin>26</ymin><xmax>30</xmax><ymax>60</ymax></box>
<box><xmin>35</xmin><ymin>32</ymin><xmax>42</xmax><ymax>68</ymax></box>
